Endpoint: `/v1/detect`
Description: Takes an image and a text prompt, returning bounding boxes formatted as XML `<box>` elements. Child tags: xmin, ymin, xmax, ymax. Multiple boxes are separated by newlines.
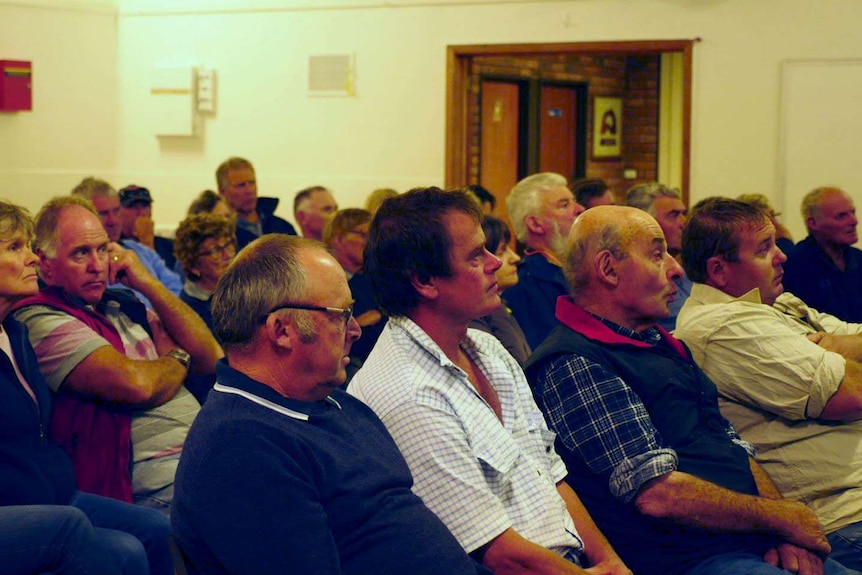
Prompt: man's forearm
<box><xmin>134</xmin><ymin>276</ymin><xmax>223</xmax><ymax>374</ymax></box>
<box><xmin>635</xmin><ymin>470</ymin><xmax>829</xmax><ymax>555</ymax></box>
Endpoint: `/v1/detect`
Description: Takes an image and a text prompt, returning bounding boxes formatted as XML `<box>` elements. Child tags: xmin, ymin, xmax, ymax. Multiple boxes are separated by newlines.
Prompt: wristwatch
<box><xmin>166</xmin><ymin>348</ymin><xmax>191</xmax><ymax>369</ymax></box>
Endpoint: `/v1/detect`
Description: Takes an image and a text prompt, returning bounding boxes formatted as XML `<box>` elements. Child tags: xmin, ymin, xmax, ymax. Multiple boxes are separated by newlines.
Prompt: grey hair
<box><xmin>212</xmin><ymin>235</ymin><xmax>320</xmax><ymax>352</ymax></box>
<box><xmin>506</xmin><ymin>172</ymin><xmax>568</xmax><ymax>242</ymax></box>
<box><xmin>625</xmin><ymin>183</ymin><xmax>681</xmax><ymax>217</ymax></box>
<box><xmin>801</xmin><ymin>186</ymin><xmax>846</xmax><ymax>221</ymax></box>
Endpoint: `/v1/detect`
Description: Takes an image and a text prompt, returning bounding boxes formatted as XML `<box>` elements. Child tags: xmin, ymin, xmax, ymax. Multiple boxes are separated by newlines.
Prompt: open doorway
<box><xmin>446</xmin><ymin>40</ymin><xmax>695</xmax><ymax>222</ymax></box>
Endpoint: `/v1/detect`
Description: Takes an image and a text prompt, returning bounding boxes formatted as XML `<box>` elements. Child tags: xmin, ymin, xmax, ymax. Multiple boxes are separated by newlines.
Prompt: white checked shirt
<box><xmin>350</xmin><ymin>316</ymin><xmax>583</xmax><ymax>555</ymax></box>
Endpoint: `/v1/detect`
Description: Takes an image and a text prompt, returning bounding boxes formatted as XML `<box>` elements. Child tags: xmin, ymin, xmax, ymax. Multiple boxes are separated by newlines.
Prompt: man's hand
<box><xmin>107</xmin><ymin>242</ymin><xmax>156</xmax><ymax>290</ymax></box>
<box><xmin>764</xmin><ymin>543</ymin><xmax>824</xmax><ymax>575</ymax></box>
<box><xmin>132</xmin><ymin>216</ymin><xmax>155</xmax><ymax>248</ymax></box>
<box><xmin>808</xmin><ymin>332</ymin><xmax>862</xmax><ymax>362</ymax></box>
<box><xmin>775</xmin><ymin>500</ymin><xmax>831</xmax><ymax>557</ymax></box>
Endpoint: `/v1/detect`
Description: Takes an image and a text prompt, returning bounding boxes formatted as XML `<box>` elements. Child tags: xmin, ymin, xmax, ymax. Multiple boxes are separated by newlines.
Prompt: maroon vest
<box><xmin>14</xmin><ymin>287</ymin><xmax>134</xmax><ymax>502</ymax></box>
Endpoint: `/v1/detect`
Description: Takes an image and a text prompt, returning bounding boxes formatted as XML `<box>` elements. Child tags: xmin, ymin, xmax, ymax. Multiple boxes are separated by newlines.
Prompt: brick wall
<box><xmin>469</xmin><ymin>53</ymin><xmax>659</xmax><ymax>202</ymax></box>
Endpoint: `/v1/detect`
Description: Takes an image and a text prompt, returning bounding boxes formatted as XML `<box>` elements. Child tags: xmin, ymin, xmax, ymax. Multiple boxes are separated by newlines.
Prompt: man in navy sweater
<box><xmin>171</xmin><ymin>234</ymin><xmax>488</xmax><ymax>575</ymax></box>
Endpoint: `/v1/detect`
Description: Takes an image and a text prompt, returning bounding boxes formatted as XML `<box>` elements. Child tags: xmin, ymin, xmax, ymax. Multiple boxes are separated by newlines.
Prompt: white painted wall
<box><xmin>0</xmin><ymin>1</ymin><xmax>119</xmax><ymax>212</ymax></box>
<box><xmin>3</xmin><ymin>0</ymin><xmax>862</xmax><ymax>237</ymax></box>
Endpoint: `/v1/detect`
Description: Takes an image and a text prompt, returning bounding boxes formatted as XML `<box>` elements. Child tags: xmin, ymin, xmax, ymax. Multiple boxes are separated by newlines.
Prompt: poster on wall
<box><xmin>593</xmin><ymin>96</ymin><xmax>622</xmax><ymax>159</ymax></box>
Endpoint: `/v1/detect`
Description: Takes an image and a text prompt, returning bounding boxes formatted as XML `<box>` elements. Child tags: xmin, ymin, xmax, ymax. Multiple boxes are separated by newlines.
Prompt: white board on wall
<box><xmin>779</xmin><ymin>59</ymin><xmax>862</xmax><ymax>246</ymax></box>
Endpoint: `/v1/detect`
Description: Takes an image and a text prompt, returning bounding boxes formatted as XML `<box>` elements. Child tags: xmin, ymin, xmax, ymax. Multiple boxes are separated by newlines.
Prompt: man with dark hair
<box><xmin>783</xmin><ymin>186</ymin><xmax>861</xmax><ymax>322</ymax></box>
<box><xmin>675</xmin><ymin>197</ymin><xmax>862</xmax><ymax>570</ymax></box>
<box><xmin>505</xmin><ymin>172</ymin><xmax>585</xmax><ymax>348</ymax></box>
<box><xmin>171</xmin><ymin>234</ymin><xmax>490</xmax><ymax>575</ymax></box>
<box><xmin>572</xmin><ymin>178</ymin><xmax>614</xmax><ymax>209</ymax></box>
<box><xmin>215</xmin><ymin>157</ymin><xmax>297</xmax><ymax>250</ymax></box>
<box><xmin>350</xmin><ymin>187</ymin><xmax>629</xmax><ymax>575</ymax></box>
<box><xmin>466</xmin><ymin>184</ymin><xmax>497</xmax><ymax>214</ymax></box>
<box><xmin>525</xmin><ymin>204</ymin><xmax>852</xmax><ymax>575</ymax></box>
<box><xmin>293</xmin><ymin>185</ymin><xmax>338</xmax><ymax>241</ymax></box>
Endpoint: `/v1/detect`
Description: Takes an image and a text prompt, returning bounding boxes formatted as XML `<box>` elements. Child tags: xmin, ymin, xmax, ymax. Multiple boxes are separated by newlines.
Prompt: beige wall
<box><xmin>0</xmin><ymin>0</ymin><xmax>118</xmax><ymax>213</ymax></box>
<box><xmin>3</xmin><ymin>0</ymin><xmax>862</xmax><ymax>237</ymax></box>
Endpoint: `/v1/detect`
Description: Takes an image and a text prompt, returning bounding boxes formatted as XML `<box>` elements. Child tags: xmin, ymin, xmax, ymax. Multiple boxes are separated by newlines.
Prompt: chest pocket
<box><xmin>470</xmin><ymin>416</ymin><xmax>521</xmax><ymax>490</ymax></box>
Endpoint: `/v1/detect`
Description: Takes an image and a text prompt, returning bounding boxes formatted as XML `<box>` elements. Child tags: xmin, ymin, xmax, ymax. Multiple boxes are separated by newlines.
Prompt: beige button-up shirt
<box><xmin>676</xmin><ymin>283</ymin><xmax>862</xmax><ymax>533</ymax></box>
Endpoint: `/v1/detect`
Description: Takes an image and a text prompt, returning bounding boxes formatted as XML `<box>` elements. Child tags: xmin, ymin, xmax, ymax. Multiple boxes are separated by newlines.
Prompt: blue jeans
<box><xmin>0</xmin><ymin>505</ymin><xmax>123</xmax><ymax>575</ymax></box>
<box><xmin>686</xmin><ymin>551</ymin><xmax>858</xmax><ymax>575</ymax></box>
<box><xmin>829</xmin><ymin>522</ymin><xmax>862</xmax><ymax>571</ymax></box>
<box><xmin>70</xmin><ymin>491</ymin><xmax>173</xmax><ymax>575</ymax></box>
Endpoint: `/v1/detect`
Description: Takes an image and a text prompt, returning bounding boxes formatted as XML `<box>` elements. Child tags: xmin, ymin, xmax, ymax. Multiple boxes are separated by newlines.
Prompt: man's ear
<box><xmin>594</xmin><ymin>250</ymin><xmax>620</xmax><ymax>287</ymax></box>
<box><xmin>524</xmin><ymin>214</ymin><xmax>545</xmax><ymax>236</ymax></box>
<box><xmin>409</xmin><ymin>272</ymin><xmax>439</xmax><ymax>302</ymax></box>
<box><xmin>705</xmin><ymin>255</ymin><xmax>728</xmax><ymax>288</ymax></box>
<box><xmin>806</xmin><ymin>215</ymin><xmax>819</xmax><ymax>232</ymax></box>
<box><xmin>264</xmin><ymin>313</ymin><xmax>294</xmax><ymax>351</ymax></box>
<box><xmin>36</xmin><ymin>248</ymin><xmax>52</xmax><ymax>281</ymax></box>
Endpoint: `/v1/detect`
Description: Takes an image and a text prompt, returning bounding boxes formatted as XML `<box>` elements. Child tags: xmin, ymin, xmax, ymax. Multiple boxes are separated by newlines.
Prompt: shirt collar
<box><xmin>213</xmin><ymin>359</ymin><xmax>342</xmax><ymax>422</ymax></box>
<box><xmin>182</xmin><ymin>280</ymin><xmax>212</xmax><ymax>301</ymax></box>
<box><xmin>555</xmin><ymin>296</ymin><xmax>688</xmax><ymax>358</ymax></box>
<box><xmin>689</xmin><ymin>282</ymin><xmax>764</xmax><ymax>306</ymax></box>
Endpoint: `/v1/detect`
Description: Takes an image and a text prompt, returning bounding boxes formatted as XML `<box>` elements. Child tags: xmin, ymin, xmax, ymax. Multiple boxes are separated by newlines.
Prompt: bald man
<box><xmin>783</xmin><ymin>187</ymin><xmax>861</xmax><ymax>322</ymax></box>
<box><xmin>525</xmin><ymin>206</ymin><xmax>850</xmax><ymax>575</ymax></box>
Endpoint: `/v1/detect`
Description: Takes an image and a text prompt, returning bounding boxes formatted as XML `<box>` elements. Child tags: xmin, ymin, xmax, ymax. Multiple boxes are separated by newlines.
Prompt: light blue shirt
<box><xmin>111</xmin><ymin>239</ymin><xmax>183</xmax><ymax>309</ymax></box>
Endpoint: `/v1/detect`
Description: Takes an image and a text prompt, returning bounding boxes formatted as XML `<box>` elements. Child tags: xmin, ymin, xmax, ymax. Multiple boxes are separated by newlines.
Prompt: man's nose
<box><xmin>666</xmin><ymin>254</ymin><xmax>683</xmax><ymax>279</ymax></box>
<box><xmin>486</xmin><ymin>251</ymin><xmax>502</xmax><ymax>273</ymax></box>
<box><xmin>346</xmin><ymin>315</ymin><xmax>362</xmax><ymax>342</ymax></box>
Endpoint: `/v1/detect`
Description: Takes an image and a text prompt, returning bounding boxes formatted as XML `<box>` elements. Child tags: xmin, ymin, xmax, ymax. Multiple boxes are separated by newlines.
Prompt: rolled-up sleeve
<box><xmin>537</xmin><ymin>355</ymin><xmax>678</xmax><ymax>503</ymax></box>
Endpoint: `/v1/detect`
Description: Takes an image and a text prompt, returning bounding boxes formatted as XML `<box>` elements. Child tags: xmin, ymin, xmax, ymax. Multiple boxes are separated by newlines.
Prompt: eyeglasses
<box><xmin>198</xmin><ymin>240</ymin><xmax>236</xmax><ymax>259</ymax></box>
<box><xmin>262</xmin><ymin>303</ymin><xmax>354</xmax><ymax>325</ymax></box>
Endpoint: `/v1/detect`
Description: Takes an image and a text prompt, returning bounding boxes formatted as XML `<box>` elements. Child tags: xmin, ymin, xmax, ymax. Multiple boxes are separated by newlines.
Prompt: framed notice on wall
<box><xmin>593</xmin><ymin>96</ymin><xmax>622</xmax><ymax>160</ymax></box>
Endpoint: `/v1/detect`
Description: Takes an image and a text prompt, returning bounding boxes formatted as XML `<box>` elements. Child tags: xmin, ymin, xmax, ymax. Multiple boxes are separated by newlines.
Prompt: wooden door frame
<box><xmin>445</xmin><ymin>40</ymin><xmax>695</xmax><ymax>201</ymax></box>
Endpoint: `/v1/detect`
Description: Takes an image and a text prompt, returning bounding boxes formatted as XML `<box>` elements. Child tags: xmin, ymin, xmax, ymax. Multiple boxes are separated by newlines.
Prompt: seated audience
<box><xmin>323</xmin><ymin>208</ymin><xmax>384</xmax><ymax>372</ymax></box>
<box><xmin>525</xmin><ymin>205</ymin><xmax>848</xmax><ymax>575</ymax></box>
<box><xmin>737</xmin><ymin>193</ymin><xmax>795</xmax><ymax>254</ymax></box>
<box><xmin>674</xmin><ymin>197</ymin><xmax>862</xmax><ymax>569</ymax></box>
<box><xmin>294</xmin><ymin>185</ymin><xmax>338</xmax><ymax>241</ymax></box>
<box><xmin>215</xmin><ymin>157</ymin><xmax>296</xmax><ymax>250</ymax></box>
<box><xmin>72</xmin><ymin>177</ymin><xmax>182</xmax><ymax>307</ymax></box>
<box><xmin>350</xmin><ymin>188</ymin><xmax>629</xmax><ymax>575</ymax></box>
<box><xmin>783</xmin><ymin>187</ymin><xmax>861</xmax><ymax>322</ymax></box>
<box><xmin>505</xmin><ymin>172</ymin><xmax>585</xmax><ymax>348</ymax></box>
<box><xmin>572</xmin><ymin>178</ymin><xmax>614</xmax><ymax>209</ymax></box>
<box><xmin>466</xmin><ymin>184</ymin><xmax>497</xmax><ymax>215</ymax></box>
<box><xmin>187</xmin><ymin>189</ymin><xmax>233</xmax><ymax>219</ymax></box>
<box><xmin>364</xmin><ymin>187</ymin><xmax>398</xmax><ymax>215</ymax></box>
<box><xmin>171</xmin><ymin>234</ymin><xmax>490</xmax><ymax>575</ymax></box>
<box><xmin>174</xmin><ymin>214</ymin><xmax>237</xmax><ymax>333</ymax></box>
<box><xmin>14</xmin><ymin>196</ymin><xmax>222</xmax><ymax>516</ymax></box>
<box><xmin>468</xmin><ymin>215</ymin><xmax>531</xmax><ymax>365</ymax></box>
<box><xmin>118</xmin><ymin>184</ymin><xmax>177</xmax><ymax>270</ymax></box>
<box><xmin>626</xmin><ymin>182</ymin><xmax>691</xmax><ymax>330</ymax></box>
<box><xmin>0</xmin><ymin>199</ymin><xmax>171</xmax><ymax>575</ymax></box>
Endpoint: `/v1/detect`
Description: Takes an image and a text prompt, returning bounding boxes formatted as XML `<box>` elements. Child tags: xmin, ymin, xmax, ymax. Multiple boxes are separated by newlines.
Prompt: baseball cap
<box><xmin>119</xmin><ymin>185</ymin><xmax>153</xmax><ymax>207</ymax></box>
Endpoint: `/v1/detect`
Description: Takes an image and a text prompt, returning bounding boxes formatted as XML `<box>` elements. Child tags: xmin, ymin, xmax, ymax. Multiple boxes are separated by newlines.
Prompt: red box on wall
<box><xmin>0</xmin><ymin>60</ymin><xmax>33</xmax><ymax>111</ymax></box>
